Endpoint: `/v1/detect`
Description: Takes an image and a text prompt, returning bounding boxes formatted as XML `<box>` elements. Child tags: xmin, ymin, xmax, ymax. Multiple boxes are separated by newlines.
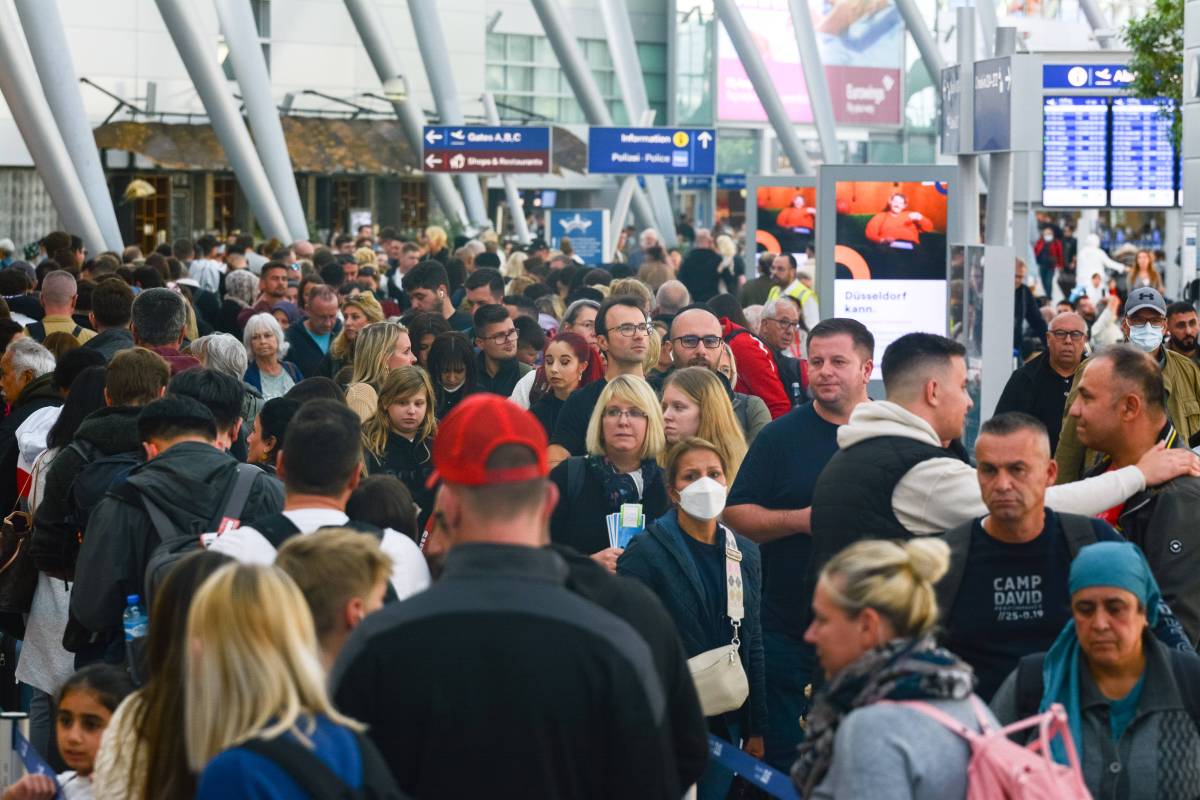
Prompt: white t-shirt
<box><xmin>509</xmin><ymin>369</ymin><xmax>536</xmax><ymax>409</ymax></box>
<box><xmin>209</xmin><ymin>508</ymin><xmax>431</xmax><ymax>600</ymax></box>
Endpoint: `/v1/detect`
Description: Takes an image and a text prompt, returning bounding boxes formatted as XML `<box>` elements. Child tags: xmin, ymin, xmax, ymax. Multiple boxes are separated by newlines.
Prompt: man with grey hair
<box><xmin>628</xmin><ymin>227</ymin><xmax>660</xmax><ymax>270</ymax></box>
<box><xmin>995</xmin><ymin>311</ymin><xmax>1088</xmax><ymax>452</ymax></box>
<box><xmin>0</xmin><ymin>338</ymin><xmax>60</xmax><ymax>510</ymax></box>
<box><xmin>285</xmin><ymin>283</ymin><xmax>341</xmax><ymax>378</ymax></box>
<box><xmin>677</xmin><ymin>228</ymin><xmax>725</xmax><ymax>303</ymax></box>
<box><xmin>27</xmin><ymin>270</ymin><xmax>95</xmax><ymax>344</ymax></box>
<box><xmin>0</xmin><ymin>238</ymin><xmax>14</xmax><ymax>269</ymax></box>
<box><xmin>131</xmin><ymin>287</ymin><xmax>200</xmax><ymax>375</ymax></box>
<box><xmin>654</xmin><ymin>280</ymin><xmax>691</xmax><ymax>319</ymax></box>
<box><xmin>759</xmin><ymin>297</ymin><xmax>806</xmax><ymax>408</ymax></box>
<box><xmin>190</xmin><ymin>332</ymin><xmax>262</xmax><ymax>461</ymax></box>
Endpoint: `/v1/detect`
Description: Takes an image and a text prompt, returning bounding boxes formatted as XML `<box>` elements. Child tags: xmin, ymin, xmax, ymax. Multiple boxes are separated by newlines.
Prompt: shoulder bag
<box><xmin>686</xmin><ymin>527</ymin><xmax>750</xmax><ymax>716</ymax></box>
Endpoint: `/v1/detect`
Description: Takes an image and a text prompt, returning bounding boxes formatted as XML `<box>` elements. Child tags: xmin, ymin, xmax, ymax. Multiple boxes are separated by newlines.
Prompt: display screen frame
<box><xmin>746</xmin><ymin>175</ymin><xmax>820</xmax><ymax>269</ymax></box>
<box><xmin>1041</xmin><ymin>95</ymin><xmax>1110</xmax><ymax>209</ymax></box>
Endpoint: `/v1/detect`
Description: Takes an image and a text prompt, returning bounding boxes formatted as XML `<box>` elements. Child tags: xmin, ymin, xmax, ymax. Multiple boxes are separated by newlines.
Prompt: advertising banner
<box><xmin>716</xmin><ymin>0</ymin><xmax>904</xmax><ymax>126</ymax></box>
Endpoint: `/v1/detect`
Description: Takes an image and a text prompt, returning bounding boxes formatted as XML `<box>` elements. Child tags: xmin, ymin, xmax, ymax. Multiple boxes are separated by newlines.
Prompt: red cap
<box><xmin>426</xmin><ymin>393</ymin><xmax>549</xmax><ymax>488</ymax></box>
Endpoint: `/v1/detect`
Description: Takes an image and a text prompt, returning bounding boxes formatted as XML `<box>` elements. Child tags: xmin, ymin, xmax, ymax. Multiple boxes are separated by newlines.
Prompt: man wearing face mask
<box><xmin>1055</xmin><ymin>287</ymin><xmax>1200</xmax><ymax>483</ymax></box>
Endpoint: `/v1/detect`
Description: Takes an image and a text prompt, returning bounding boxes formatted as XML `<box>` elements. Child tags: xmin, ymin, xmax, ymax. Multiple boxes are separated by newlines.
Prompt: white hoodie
<box><xmin>837</xmin><ymin>401</ymin><xmax>1148</xmax><ymax>535</ymax></box>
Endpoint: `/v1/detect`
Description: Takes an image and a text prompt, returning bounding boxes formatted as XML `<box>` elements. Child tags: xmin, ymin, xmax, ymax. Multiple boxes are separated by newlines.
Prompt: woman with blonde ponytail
<box><xmin>792</xmin><ymin>538</ymin><xmax>996</xmax><ymax>799</ymax></box>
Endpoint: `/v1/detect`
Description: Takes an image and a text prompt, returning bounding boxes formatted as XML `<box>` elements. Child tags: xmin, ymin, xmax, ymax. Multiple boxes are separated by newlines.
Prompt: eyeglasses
<box><xmin>603</xmin><ymin>407</ymin><xmax>649</xmax><ymax>421</ymax></box>
<box><xmin>1048</xmin><ymin>330</ymin><xmax>1086</xmax><ymax>341</ymax></box>
<box><xmin>608</xmin><ymin>322</ymin><xmax>655</xmax><ymax>338</ymax></box>
<box><xmin>763</xmin><ymin>318</ymin><xmax>798</xmax><ymax>332</ymax></box>
<box><xmin>481</xmin><ymin>328</ymin><xmax>519</xmax><ymax>344</ymax></box>
<box><xmin>673</xmin><ymin>334</ymin><xmax>724</xmax><ymax>350</ymax></box>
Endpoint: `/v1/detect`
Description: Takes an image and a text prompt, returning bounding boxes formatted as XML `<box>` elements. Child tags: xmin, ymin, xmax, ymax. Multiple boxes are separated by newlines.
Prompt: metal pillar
<box><xmin>14</xmin><ymin>0</ymin><xmax>123</xmax><ymax>251</ymax></box>
<box><xmin>957</xmin><ymin>6</ymin><xmax>980</xmax><ymax>244</ymax></box>
<box><xmin>787</xmin><ymin>0</ymin><xmax>841</xmax><ymax>163</ymax></box>
<box><xmin>895</xmin><ymin>0</ymin><xmax>945</xmax><ymax>77</ymax></box>
<box><xmin>0</xmin><ymin>3</ymin><xmax>106</xmax><ymax>253</ymax></box>
<box><xmin>714</xmin><ymin>0</ymin><xmax>813</xmax><ymax>175</ymax></box>
<box><xmin>984</xmin><ymin>28</ymin><xmax>1017</xmax><ymax>248</ymax></box>
<box><xmin>343</xmin><ymin>0</ymin><xmax>468</xmax><ymax>228</ymax></box>
<box><xmin>407</xmin><ymin>0</ymin><xmax>489</xmax><ymax>230</ymax></box>
<box><xmin>597</xmin><ymin>0</ymin><xmax>679</xmax><ymax>247</ymax></box>
<box><xmin>611</xmin><ymin>177</ymin><xmax>639</xmax><ymax>256</ymax></box>
<box><xmin>215</xmin><ymin>0</ymin><xmax>310</xmax><ymax>242</ymax></box>
<box><xmin>1078</xmin><ymin>0</ymin><xmax>1116</xmax><ymax>48</ymax></box>
<box><xmin>530</xmin><ymin>0</ymin><xmax>660</xmax><ymax>234</ymax></box>
<box><xmin>482</xmin><ymin>93</ymin><xmax>531</xmax><ymax>245</ymax></box>
<box><xmin>975</xmin><ymin>0</ymin><xmax>998</xmax><ymax>58</ymax></box>
<box><xmin>153</xmin><ymin>0</ymin><xmax>291</xmax><ymax>242</ymax></box>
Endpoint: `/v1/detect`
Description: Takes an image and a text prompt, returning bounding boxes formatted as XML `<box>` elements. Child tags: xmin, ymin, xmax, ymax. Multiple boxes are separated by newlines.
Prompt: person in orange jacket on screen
<box><xmin>864</xmin><ymin>193</ymin><xmax>933</xmax><ymax>247</ymax></box>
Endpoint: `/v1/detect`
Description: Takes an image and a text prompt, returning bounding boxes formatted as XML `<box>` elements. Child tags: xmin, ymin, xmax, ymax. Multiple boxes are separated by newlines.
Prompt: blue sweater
<box><xmin>195</xmin><ymin>715</ymin><xmax>362</xmax><ymax>800</ymax></box>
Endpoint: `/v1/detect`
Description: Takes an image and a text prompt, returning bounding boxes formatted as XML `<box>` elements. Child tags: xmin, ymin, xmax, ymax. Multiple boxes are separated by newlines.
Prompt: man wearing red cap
<box><xmin>331</xmin><ymin>394</ymin><xmax>684</xmax><ymax>800</ymax></box>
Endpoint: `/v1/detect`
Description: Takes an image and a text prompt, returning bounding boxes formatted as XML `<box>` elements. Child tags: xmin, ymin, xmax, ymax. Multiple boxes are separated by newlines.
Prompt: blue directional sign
<box><xmin>1042</xmin><ymin>63</ymin><xmax>1135</xmax><ymax>90</ymax></box>
<box><xmin>422</xmin><ymin>126</ymin><xmax>551</xmax><ymax>173</ymax></box>
<box><xmin>973</xmin><ymin>57</ymin><xmax>1013</xmax><ymax>152</ymax></box>
<box><xmin>587</xmin><ymin>127</ymin><xmax>717</xmax><ymax>176</ymax></box>
<box><xmin>717</xmin><ymin>174</ymin><xmax>747</xmax><ymax>190</ymax></box>
<box><xmin>548</xmin><ymin>209</ymin><xmax>608</xmax><ymax>265</ymax></box>
<box><xmin>678</xmin><ymin>176</ymin><xmax>713</xmax><ymax>190</ymax></box>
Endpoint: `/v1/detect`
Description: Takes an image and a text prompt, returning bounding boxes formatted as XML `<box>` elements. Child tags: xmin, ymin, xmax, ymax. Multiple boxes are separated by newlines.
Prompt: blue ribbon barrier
<box><xmin>13</xmin><ymin>727</ymin><xmax>62</xmax><ymax>800</ymax></box>
<box><xmin>707</xmin><ymin>734</ymin><xmax>800</xmax><ymax>800</ymax></box>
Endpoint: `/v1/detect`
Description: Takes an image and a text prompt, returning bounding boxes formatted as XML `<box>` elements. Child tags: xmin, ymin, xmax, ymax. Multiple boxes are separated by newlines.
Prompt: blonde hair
<box><xmin>425</xmin><ymin>225</ymin><xmax>448</xmax><ymax>252</ymax></box>
<box><xmin>350</xmin><ymin>321</ymin><xmax>408</xmax><ymax>388</ymax></box>
<box><xmin>717</xmin><ymin>342</ymin><xmax>738</xmax><ymax>387</ymax></box>
<box><xmin>183</xmin><ymin>564</ymin><xmax>362</xmax><ymax>771</ymax></box>
<box><xmin>716</xmin><ymin>234</ymin><xmax>737</xmax><ymax>259</ymax></box>
<box><xmin>503</xmin><ymin>251</ymin><xmax>528</xmax><ymax>280</ymax></box>
<box><xmin>507</xmin><ymin>275</ymin><xmax>540</xmax><ymax>296</ymax></box>
<box><xmin>274</xmin><ymin>529</ymin><xmax>393</xmax><ymax>642</ymax></box>
<box><xmin>819</xmin><ymin>539</ymin><xmax>950</xmax><ymax>639</ymax></box>
<box><xmin>362</xmin><ymin>365</ymin><xmax>437</xmax><ymax>458</ymax></box>
<box><xmin>609</xmin><ymin>279</ymin><xmax>654</xmax><ymax>314</ymax></box>
<box><xmin>331</xmin><ymin>294</ymin><xmax>385</xmax><ymax>361</ymax></box>
<box><xmin>661</xmin><ymin>367</ymin><xmax>747</xmax><ymax>483</ymax></box>
<box><xmin>643</xmin><ymin>322</ymin><xmax>662</xmax><ymax>374</ymax></box>
<box><xmin>585</xmin><ymin>374</ymin><xmax>666</xmax><ymax>461</ymax></box>
<box><xmin>354</xmin><ymin>247</ymin><xmax>378</xmax><ymax>266</ymax></box>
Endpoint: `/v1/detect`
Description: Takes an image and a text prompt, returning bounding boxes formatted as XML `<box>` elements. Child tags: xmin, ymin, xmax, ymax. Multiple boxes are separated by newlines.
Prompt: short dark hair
<box><xmin>171</xmin><ymin>238</ymin><xmax>195</xmax><ymax>261</ymax></box>
<box><xmin>131</xmin><ymin>288</ymin><xmax>187</xmax><ymax>346</ymax></box>
<box><xmin>345</xmin><ymin>475</ymin><xmax>419</xmax><ymax>542</ymax></box>
<box><xmin>880</xmin><ymin>332</ymin><xmax>966</xmax><ymax>396</ymax></box>
<box><xmin>503</xmin><ymin>294</ymin><xmax>538</xmax><ymax>319</ymax></box>
<box><xmin>258</xmin><ymin>397</ymin><xmax>301</xmax><ymax>461</ymax></box>
<box><xmin>138</xmin><ymin>395</ymin><xmax>218</xmax><ymax>443</ymax></box>
<box><xmin>53</xmin><ymin>348</ymin><xmax>106</xmax><ymax>392</ymax></box>
<box><xmin>464</xmin><ymin>267</ymin><xmax>504</xmax><ymax>299</ymax></box>
<box><xmin>0</xmin><ymin>268</ymin><xmax>29</xmax><ymax>296</ymax></box>
<box><xmin>168</xmin><ymin>368</ymin><xmax>244</xmax><ymax>433</ymax></box>
<box><xmin>406</xmin><ymin>311</ymin><xmax>451</xmax><ymax>348</ymax></box>
<box><xmin>261</xmin><ymin>261</ymin><xmax>289</xmax><ymax>279</ymax></box>
<box><xmin>1167</xmin><ymin>301</ymin><xmax>1195</xmax><ymax>319</ymax></box>
<box><xmin>515</xmin><ymin>316</ymin><xmax>545</xmax><ymax>351</ymax></box>
<box><xmin>1094</xmin><ymin>343</ymin><xmax>1166</xmax><ymax>413</ymax></box>
<box><xmin>90</xmin><ymin>278</ymin><xmax>134</xmax><ymax>328</ymax></box>
<box><xmin>281</xmin><ymin>400</ymin><xmax>362</xmax><ymax>496</ymax></box>
<box><xmin>56</xmin><ymin>664</ymin><xmax>135</xmax><ymax>714</ymax></box>
<box><xmin>809</xmin><ymin>318</ymin><xmax>875</xmax><ymax>361</ymax></box>
<box><xmin>475</xmin><ymin>252</ymin><xmax>501</xmax><ymax>269</ymax></box>
<box><xmin>473</xmin><ymin>303</ymin><xmax>510</xmax><ymax>334</ymax></box>
<box><xmin>319</xmin><ymin>262</ymin><xmax>345</xmax><ymax>288</ymax></box>
<box><xmin>706</xmin><ymin>294</ymin><xmax>748</xmax><ymax>329</ymax></box>
<box><xmin>596</xmin><ymin>295</ymin><xmax>647</xmax><ymax>337</ymax></box>
<box><xmin>196</xmin><ymin>235</ymin><xmax>219</xmax><ymax>256</ymax></box>
<box><xmin>402</xmin><ymin>261</ymin><xmax>449</xmax><ymax>294</ymax></box>
<box><xmin>285</xmin><ymin>376</ymin><xmax>346</xmax><ymax>404</ymax></box>
<box><xmin>133</xmin><ymin>265</ymin><xmax>165</xmax><ymax>289</ymax></box>
<box><xmin>979</xmin><ymin>411</ymin><xmax>1049</xmax><ymax>443</ymax></box>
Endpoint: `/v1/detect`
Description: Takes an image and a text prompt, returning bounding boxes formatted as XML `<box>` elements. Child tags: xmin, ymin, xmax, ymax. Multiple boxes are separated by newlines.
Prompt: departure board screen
<box><xmin>1042</xmin><ymin>96</ymin><xmax>1108</xmax><ymax>207</ymax></box>
<box><xmin>1110</xmin><ymin>97</ymin><xmax>1176</xmax><ymax>207</ymax></box>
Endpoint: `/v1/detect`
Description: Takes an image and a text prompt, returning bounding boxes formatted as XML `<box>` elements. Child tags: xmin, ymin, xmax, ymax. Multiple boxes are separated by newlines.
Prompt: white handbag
<box><xmin>687</xmin><ymin>528</ymin><xmax>750</xmax><ymax>716</ymax></box>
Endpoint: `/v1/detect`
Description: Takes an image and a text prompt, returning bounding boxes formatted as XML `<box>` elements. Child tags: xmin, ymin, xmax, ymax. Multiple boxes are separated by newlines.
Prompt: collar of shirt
<box><xmin>441</xmin><ymin>543</ymin><xmax>569</xmax><ymax>585</ymax></box>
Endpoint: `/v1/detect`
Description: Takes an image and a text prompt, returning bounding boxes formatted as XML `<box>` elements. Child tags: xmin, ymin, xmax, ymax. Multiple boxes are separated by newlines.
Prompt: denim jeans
<box><xmin>763</xmin><ymin>627</ymin><xmax>814</xmax><ymax>772</ymax></box>
<box><xmin>27</xmin><ymin>687</ymin><xmax>54</xmax><ymax>763</ymax></box>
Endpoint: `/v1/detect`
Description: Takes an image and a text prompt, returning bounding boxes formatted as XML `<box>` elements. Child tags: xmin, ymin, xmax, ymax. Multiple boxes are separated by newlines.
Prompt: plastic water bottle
<box><xmin>123</xmin><ymin>594</ymin><xmax>148</xmax><ymax>642</ymax></box>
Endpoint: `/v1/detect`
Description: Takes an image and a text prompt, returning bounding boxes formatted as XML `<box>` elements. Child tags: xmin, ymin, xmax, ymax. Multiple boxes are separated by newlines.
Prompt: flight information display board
<box><xmin>1110</xmin><ymin>97</ymin><xmax>1176</xmax><ymax>207</ymax></box>
<box><xmin>1042</xmin><ymin>96</ymin><xmax>1108</xmax><ymax>207</ymax></box>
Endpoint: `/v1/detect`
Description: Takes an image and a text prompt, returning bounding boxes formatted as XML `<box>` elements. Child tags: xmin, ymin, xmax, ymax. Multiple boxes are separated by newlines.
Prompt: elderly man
<box><xmin>284</xmin><ymin>284</ymin><xmax>341</xmax><ymax>378</ymax></box>
<box><xmin>628</xmin><ymin>228</ymin><xmax>660</xmax><ymax>270</ymax></box>
<box><xmin>758</xmin><ymin>297</ymin><xmax>806</xmax><ymax>408</ymax></box>
<box><xmin>1056</xmin><ymin>287</ymin><xmax>1200</xmax><ymax>483</ymax></box>
<box><xmin>26</xmin><ymin>270</ymin><xmax>95</xmax><ymax>344</ymax></box>
<box><xmin>654</xmin><ymin>280</ymin><xmax>691</xmax><ymax>320</ymax></box>
<box><xmin>0</xmin><ymin>339</ymin><xmax>59</xmax><ymax>510</ymax></box>
<box><xmin>995</xmin><ymin>311</ymin><xmax>1088</xmax><ymax>451</ymax></box>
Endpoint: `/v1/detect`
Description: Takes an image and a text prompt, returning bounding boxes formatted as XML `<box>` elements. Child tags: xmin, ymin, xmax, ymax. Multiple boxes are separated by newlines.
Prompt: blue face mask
<box><xmin>1128</xmin><ymin>323</ymin><xmax>1164</xmax><ymax>353</ymax></box>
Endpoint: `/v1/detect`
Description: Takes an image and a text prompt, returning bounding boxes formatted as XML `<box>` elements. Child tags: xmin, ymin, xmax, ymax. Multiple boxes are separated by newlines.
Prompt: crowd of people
<box><xmin>0</xmin><ymin>220</ymin><xmax>1197</xmax><ymax>799</ymax></box>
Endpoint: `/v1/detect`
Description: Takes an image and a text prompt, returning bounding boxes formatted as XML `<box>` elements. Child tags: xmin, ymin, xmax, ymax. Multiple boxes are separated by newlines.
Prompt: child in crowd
<box><xmin>362</xmin><ymin>367</ymin><xmax>437</xmax><ymax>529</ymax></box>
<box><xmin>426</xmin><ymin>332</ymin><xmax>477</xmax><ymax>419</ymax></box>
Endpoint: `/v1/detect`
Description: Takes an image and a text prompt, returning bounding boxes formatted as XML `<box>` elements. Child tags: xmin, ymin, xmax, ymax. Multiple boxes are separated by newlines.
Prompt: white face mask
<box><xmin>1128</xmin><ymin>323</ymin><xmax>1164</xmax><ymax>353</ymax></box>
<box><xmin>1043</xmin><ymin>232</ymin><xmax>1054</xmax><ymax>242</ymax></box>
<box><xmin>678</xmin><ymin>476</ymin><xmax>726</xmax><ymax>521</ymax></box>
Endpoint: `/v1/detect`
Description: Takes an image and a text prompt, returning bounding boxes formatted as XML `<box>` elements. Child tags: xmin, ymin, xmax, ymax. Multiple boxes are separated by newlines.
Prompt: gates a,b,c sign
<box><xmin>587</xmin><ymin>127</ymin><xmax>717</xmax><ymax>176</ymax></box>
<box><xmin>422</xmin><ymin>126</ymin><xmax>551</xmax><ymax>173</ymax></box>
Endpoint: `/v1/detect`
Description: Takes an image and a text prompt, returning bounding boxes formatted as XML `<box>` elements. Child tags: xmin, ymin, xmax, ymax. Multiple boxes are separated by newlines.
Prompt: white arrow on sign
<box><xmin>425</xmin><ymin>154</ymin><xmax>443</xmax><ymax>168</ymax></box>
<box><xmin>697</xmin><ymin>131</ymin><xmax>713</xmax><ymax>149</ymax></box>
<box><xmin>425</xmin><ymin>130</ymin><xmax>443</xmax><ymax>145</ymax></box>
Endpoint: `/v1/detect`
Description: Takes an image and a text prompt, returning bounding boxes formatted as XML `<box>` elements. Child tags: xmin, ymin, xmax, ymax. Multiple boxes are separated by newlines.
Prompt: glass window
<box><xmin>507</xmin><ymin>34</ymin><xmax>533</xmax><ymax>63</ymax></box>
<box><xmin>534</xmin><ymin>67</ymin><xmax>558</xmax><ymax>93</ymax></box>
<box><xmin>506</xmin><ymin>66</ymin><xmax>533</xmax><ymax>92</ymax></box>
<box><xmin>486</xmin><ymin>33</ymin><xmax>505</xmax><ymax>62</ymax></box>
<box><xmin>585</xmin><ymin>40</ymin><xmax>611</xmax><ymax>69</ymax></box>
<box><xmin>533</xmin><ymin>96</ymin><xmax>558</xmax><ymax>120</ymax></box>
<box><xmin>637</xmin><ymin>42</ymin><xmax>666</xmax><ymax>73</ymax></box>
<box><xmin>486</xmin><ymin>66</ymin><xmax>505</xmax><ymax>92</ymax></box>
<box><xmin>533</xmin><ymin>37</ymin><xmax>555</xmax><ymax>64</ymax></box>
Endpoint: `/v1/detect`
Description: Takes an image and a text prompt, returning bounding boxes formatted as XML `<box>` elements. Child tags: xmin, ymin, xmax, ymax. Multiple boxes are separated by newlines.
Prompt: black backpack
<box><xmin>238</xmin><ymin>730</ymin><xmax>408</xmax><ymax>799</ymax></box>
<box><xmin>25</xmin><ymin>321</ymin><xmax>82</xmax><ymax>343</ymax></box>
<box><xmin>64</xmin><ymin>441</ymin><xmax>143</xmax><ymax>568</ymax></box>
<box><xmin>249</xmin><ymin>514</ymin><xmax>397</xmax><ymax>603</ymax></box>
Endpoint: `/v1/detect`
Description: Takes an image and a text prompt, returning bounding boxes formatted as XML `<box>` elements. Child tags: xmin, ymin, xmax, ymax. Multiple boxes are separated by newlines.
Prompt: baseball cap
<box><xmin>426</xmin><ymin>393</ymin><xmax>548</xmax><ymax>488</ymax></box>
<box><xmin>1125</xmin><ymin>287</ymin><xmax>1166</xmax><ymax>318</ymax></box>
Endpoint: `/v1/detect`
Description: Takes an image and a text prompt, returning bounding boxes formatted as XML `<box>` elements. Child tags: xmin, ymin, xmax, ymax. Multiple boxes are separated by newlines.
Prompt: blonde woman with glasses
<box><xmin>549</xmin><ymin>375</ymin><xmax>670</xmax><ymax>572</ymax></box>
<box><xmin>186</xmin><ymin>564</ymin><xmax>402</xmax><ymax>799</ymax></box>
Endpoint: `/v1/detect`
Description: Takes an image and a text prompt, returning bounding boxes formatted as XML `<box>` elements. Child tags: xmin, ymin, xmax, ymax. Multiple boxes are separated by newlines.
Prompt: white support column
<box><xmin>482</xmin><ymin>92</ymin><xmax>530</xmax><ymax>245</ymax></box>
<box><xmin>787</xmin><ymin>0</ymin><xmax>841</xmax><ymax>163</ymax></box>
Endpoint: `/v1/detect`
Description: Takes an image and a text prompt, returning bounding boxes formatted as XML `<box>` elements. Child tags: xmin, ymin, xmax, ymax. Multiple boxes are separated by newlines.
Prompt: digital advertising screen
<box><xmin>1110</xmin><ymin>97</ymin><xmax>1176</xmax><ymax>207</ymax></box>
<box><xmin>1042</xmin><ymin>96</ymin><xmax>1108</xmax><ymax>207</ymax></box>
<box><xmin>754</xmin><ymin>184</ymin><xmax>819</xmax><ymax>264</ymax></box>
<box><xmin>716</xmin><ymin>0</ymin><xmax>904</xmax><ymax>126</ymax></box>
<box><xmin>828</xmin><ymin>178</ymin><xmax>950</xmax><ymax>377</ymax></box>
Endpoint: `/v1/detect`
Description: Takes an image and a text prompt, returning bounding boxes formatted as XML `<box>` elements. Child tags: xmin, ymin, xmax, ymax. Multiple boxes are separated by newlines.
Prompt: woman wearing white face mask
<box><xmin>618</xmin><ymin>437</ymin><xmax>765</xmax><ymax>800</ymax></box>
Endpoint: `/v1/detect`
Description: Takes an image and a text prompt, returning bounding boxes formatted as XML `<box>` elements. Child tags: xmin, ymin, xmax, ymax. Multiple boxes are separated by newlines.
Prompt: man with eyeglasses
<box><xmin>759</xmin><ymin>298</ymin><xmax>807</xmax><ymax>409</ymax></box>
<box><xmin>995</xmin><ymin>312</ymin><xmax>1088</xmax><ymax>452</ymax></box>
<box><xmin>549</xmin><ymin>296</ymin><xmax>652</xmax><ymax>466</ymax></box>
<box><xmin>473</xmin><ymin>303</ymin><xmax>531</xmax><ymax>397</ymax></box>
<box><xmin>1056</xmin><ymin>287</ymin><xmax>1200</xmax><ymax>483</ymax></box>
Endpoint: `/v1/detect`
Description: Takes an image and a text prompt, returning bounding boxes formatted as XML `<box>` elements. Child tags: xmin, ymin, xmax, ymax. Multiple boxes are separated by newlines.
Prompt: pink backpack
<box><xmin>895</xmin><ymin>697</ymin><xmax>1093</xmax><ymax>800</ymax></box>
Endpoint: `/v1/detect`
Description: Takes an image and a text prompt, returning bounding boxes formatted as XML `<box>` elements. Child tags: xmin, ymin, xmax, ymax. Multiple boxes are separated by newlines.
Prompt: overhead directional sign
<box><xmin>587</xmin><ymin>127</ymin><xmax>717</xmax><ymax>176</ymax></box>
<box><xmin>973</xmin><ymin>57</ymin><xmax>1013</xmax><ymax>152</ymax></box>
<box><xmin>1042</xmin><ymin>63</ymin><xmax>1135</xmax><ymax>90</ymax></box>
<box><xmin>422</xmin><ymin>125</ymin><xmax>551</xmax><ymax>173</ymax></box>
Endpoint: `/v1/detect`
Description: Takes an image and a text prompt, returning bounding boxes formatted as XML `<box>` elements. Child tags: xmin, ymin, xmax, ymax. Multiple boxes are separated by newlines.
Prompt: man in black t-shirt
<box><xmin>724</xmin><ymin>318</ymin><xmax>874</xmax><ymax>771</ymax></box>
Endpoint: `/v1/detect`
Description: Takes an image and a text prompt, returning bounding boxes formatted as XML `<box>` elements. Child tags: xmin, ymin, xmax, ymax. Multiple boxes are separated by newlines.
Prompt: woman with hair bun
<box><xmin>793</xmin><ymin>538</ymin><xmax>995</xmax><ymax>799</ymax></box>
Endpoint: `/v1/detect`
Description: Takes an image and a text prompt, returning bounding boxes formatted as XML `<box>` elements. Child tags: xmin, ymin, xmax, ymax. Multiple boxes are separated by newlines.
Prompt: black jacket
<box><xmin>994</xmin><ymin>352</ymin><xmax>1079</xmax><ymax>452</ymax></box>
<box><xmin>67</xmin><ymin>442</ymin><xmax>283</xmax><ymax>654</ymax></box>
<box><xmin>31</xmin><ymin>406</ymin><xmax>142</xmax><ymax>578</ymax></box>
<box><xmin>285</xmin><ymin>322</ymin><xmax>338</xmax><ymax>379</ymax></box>
<box><xmin>364</xmin><ymin>433</ymin><xmax>435</xmax><ymax>528</ymax></box>
<box><xmin>0</xmin><ymin>373</ymin><xmax>63</xmax><ymax>511</ymax></box>
<box><xmin>678</xmin><ymin>248</ymin><xmax>729</xmax><ymax>303</ymax></box>
<box><xmin>1013</xmin><ymin>284</ymin><xmax>1048</xmax><ymax>348</ymax></box>
<box><xmin>81</xmin><ymin>328</ymin><xmax>134</xmax><ymax>361</ymax></box>
<box><xmin>548</xmin><ymin>457</ymin><xmax>671</xmax><ymax>556</ymax></box>
<box><xmin>474</xmin><ymin>351</ymin><xmax>531</xmax><ymax>397</ymax></box>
